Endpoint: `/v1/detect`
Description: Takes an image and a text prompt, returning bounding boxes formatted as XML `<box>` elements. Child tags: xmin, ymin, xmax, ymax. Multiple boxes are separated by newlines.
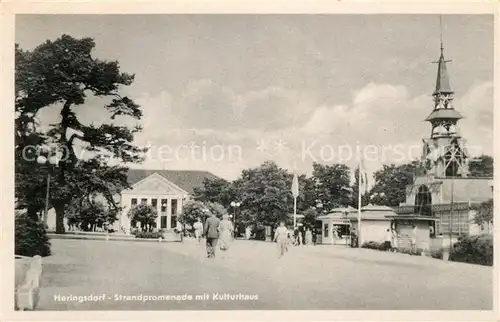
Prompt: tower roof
<box><xmin>425</xmin><ymin>109</ymin><xmax>463</xmax><ymax>122</ymax></box>
<box><xmin>433</xmin><ymin>51</ymin><xmax>453</xmax><ymax>95</ymax></box>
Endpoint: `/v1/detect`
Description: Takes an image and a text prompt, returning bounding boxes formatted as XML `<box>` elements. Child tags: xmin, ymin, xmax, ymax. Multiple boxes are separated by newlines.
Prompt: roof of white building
<box><xmin>346</xmin><ymin>204</ymin><xmax>396</xmax><ymax>221</ymax></box>
<box><xmin>126</xmin><ymin>169</ymin><xmax>221</xmax><ymax>195</ymax></box>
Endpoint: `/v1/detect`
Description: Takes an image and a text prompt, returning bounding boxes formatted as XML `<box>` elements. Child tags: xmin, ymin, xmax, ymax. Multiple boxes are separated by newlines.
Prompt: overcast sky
<box><xmin>16</xmin><ymin>14</ymin><xmax>494</xmax><ymax>181</ymax></box>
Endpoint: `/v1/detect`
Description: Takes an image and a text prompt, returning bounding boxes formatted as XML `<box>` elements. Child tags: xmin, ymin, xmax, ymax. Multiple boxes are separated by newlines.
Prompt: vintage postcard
<box><xmin>1</xmin><ymin>1</ymin><xmax>498</xmax><ymax>321</ymax></box>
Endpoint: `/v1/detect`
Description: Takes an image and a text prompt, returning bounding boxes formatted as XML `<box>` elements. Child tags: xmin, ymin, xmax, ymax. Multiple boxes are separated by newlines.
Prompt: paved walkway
<box><xmin>36</xmin><ymin>238</ymin><xmax>493</xmax><ymax>310</ymax></box>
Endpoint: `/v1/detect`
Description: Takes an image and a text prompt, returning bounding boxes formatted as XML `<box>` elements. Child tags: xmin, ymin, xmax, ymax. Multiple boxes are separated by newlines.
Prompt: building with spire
<box><xmin>388</xmin><ymin>36</ymin><xmax>493</xmax><ymax>249</ymax></box>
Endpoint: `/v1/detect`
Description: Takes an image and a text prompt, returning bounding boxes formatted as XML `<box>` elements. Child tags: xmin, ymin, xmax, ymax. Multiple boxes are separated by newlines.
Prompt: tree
<box><xmin>469</xmin><ymin>155</ymin><xmax>493</xmax><ymax>178</ymax></box>
<box><xmin>206</xmin><ymin>201</ymin><xmax>230</xmax><ymax>218</ymax></box>
<box><xmin>237</xmin><ymin>161</ymin><xmax>294</xmax><ymax>227</ymax></box>
<box><xmin>367</xmin><ymin>161</ymin><xmax>418</xmax><ymax>207</ymax></box>
<box><xmin>474</xmin><ymin>198</ymin><xmax>493</xmax><ymax>225</ymax></box>
<box><xmin>127</xmin><ymin>204</ymin><xmax>158</xmax><ymax>231</ymax></box>
<box><xmin>180</xmin><ymin>201</ymin><xmax>209</xmax><ymax>228</ymax></box>
<box><xmin>65</xmin><ymin>196</ymin><xmax>118</xmax><ymax>231</ymax></box>
<box><xmin>193</xmin><ymin>177</ymin><xmax>237</xmax><ymax>209</ymax></box>
<box><xmin>179</xmin><ymin>200</ymin><xmax>228</xmax><ymax>228</ymax></box>
<box><xmin>311</xmin><ymin>163</ymin><xmax>352</xmax><ymax>212</ymax></box>
<box><xmin>302</xmin><ymin>208</ymin><xmax>318</xmax><ymax>230</ymax></box>
<box><xmin>15</xmin><ymin>35</ymin><xmax>146</xmax><ymax>233</ymax></box>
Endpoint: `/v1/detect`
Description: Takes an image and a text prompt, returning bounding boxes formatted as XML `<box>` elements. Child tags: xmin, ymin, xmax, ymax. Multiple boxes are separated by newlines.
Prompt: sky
<box><xmin>16</xmin><ymin>14</ymin><xmax>494</xmax><ymax>181</ymax></box>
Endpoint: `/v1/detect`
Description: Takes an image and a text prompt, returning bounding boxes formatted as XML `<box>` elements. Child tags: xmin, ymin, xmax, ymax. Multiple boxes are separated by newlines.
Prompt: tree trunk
<box><xmin>53</xmin><ymin>203</ymin><xmax>66</xmax><ymax>234</ymax></box>
<box><xmin>26</xmin><ymin>204</ymin><xmax>41</xmax><ymax>222</ymax></box>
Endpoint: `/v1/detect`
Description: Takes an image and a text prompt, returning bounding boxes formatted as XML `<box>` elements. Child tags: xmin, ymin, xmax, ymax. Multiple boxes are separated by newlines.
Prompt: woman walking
<box><xmin>305</xmin><ymin>228</ymin><xmax>313</xmax><ymax>245</ymax></box>
<box><xmin>193</xmin><ymin>218</ymin><xmax>203</xmax><ymax>244</ymax></box>
<box><xmin>273</xmin><ymin>221</ymin><xmax>289</xmax><ymax>258</ymax></box>
<box><xmin>218</xmin><ymin>214</ymin><xmax>234</xmax><ymax>251</ymax></box>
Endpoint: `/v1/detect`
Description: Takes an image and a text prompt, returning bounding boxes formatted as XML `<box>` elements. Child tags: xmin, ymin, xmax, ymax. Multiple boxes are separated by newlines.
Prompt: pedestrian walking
<box><xmin>305</xmin><ymin>228</ymin><xmax>313</xmax><ymax>245</ymax></box>
<box><xmin>273</xmin><ymin>221</ymin><xmax>289</xmax><ymax>258</ymax></box>
<box><xmin>204</xmin><ymin>212</ymin><xmax>220</xmax><ymax>258</ymax></box>
<box><xmin>193</xmin><ymin>218</ymin><xmax>203</xmax><ymax>244</ymax></box>
<box><xmin>218</xmin><ymin>214</ymin><xmax>234</xmax><ymax>251</ymax></box>
<box><xmin>245</xmin><ymin>226</ymin><xmax>252</xmax><ymax>240</ymax></box>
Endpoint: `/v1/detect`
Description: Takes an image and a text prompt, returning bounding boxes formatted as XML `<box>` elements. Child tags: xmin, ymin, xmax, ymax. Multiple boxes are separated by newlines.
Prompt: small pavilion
<box><xmin>317</xmin><ymin>206</ymin><xmax>356</xmax><ymax>245</ymax></box>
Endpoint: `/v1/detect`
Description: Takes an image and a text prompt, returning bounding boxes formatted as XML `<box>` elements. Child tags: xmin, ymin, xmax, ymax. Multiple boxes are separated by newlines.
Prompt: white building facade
<box><xmin>115</xmin><ymin>169</ymin><xmax>219</xmax><ymax>234</ymax></box>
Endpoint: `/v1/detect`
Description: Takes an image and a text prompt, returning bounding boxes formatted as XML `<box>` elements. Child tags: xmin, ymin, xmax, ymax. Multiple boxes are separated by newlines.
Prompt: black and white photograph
<box><xmin>3</xmin><ymin>3</ymin><xmax>497</xmax><ymax>318</ymax></box>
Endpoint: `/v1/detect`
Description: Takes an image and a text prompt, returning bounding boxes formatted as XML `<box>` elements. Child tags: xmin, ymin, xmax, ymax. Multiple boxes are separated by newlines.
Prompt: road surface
<box><xmin>35</xmin><ymin>238</ymin><xmax>492</xmax><ymax>310</ymax></box>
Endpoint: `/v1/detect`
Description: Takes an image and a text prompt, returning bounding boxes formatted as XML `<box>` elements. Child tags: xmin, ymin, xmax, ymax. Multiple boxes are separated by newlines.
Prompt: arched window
<box><xmin>415</xmin><ymin>185</ymin><xmax>432</xmax><ymax>216</ymax></box>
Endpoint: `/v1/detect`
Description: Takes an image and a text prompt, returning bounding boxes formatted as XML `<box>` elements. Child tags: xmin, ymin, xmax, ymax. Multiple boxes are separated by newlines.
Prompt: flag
<box><xmin>291</xmin><ymin>172</ymin><xmax>299</xmax><ymax>198</ymax></box>
<box><xmin>359</xmin><ymin>159</ymin><xmax>368</xmax><ymax>194</ymax></box>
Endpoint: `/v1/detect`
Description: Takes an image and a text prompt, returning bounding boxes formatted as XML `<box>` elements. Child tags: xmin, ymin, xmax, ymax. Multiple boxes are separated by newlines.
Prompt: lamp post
<box><xmin>230</xmin><ymin>201</ymin><xmax>241</xmax><ymax>238</ymax></box>
<box><xmin>36</xmin><ymin>154</ymin><xmax>58</xmax><ymax>227</ymax></box>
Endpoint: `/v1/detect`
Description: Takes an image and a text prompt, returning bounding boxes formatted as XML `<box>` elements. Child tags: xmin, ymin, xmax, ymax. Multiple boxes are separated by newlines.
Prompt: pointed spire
<box><xmin>433</xmin><ymin>17</ymin><xmax>453</xmax><ymax>95</ymax></box>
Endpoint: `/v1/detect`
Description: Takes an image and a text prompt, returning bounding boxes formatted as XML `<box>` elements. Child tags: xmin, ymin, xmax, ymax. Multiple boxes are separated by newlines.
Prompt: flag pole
<box><xmin>357</xmin><ymin>160</ymin><xmax>362</xmax><ymax>248</ymax></box>
<box><xmin>293</xmin><ymin>196</ymin><xmax>297</xmax><ymax>229</ymax></box>
<box><xmin>291</xmin><ymin>161</ymin><xmax>299</xmax><ymax>229</ymax></box>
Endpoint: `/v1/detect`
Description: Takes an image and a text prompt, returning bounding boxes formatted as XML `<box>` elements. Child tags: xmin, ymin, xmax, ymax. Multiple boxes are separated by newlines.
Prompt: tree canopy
<box><xmin>368</xmin><ymin>161</ymin><xmax>418</xmax><ymax>207</ymax></box>
<box><xmin>179</xmin><ymin>200</ymin><xmax>229</xmax><ymax>228</ymax></box>
<box><xmin>127</xmin><ymin>204</ymin><xmax>158</xmax><ymax>231</ymax></box>
<box><xmin>311</xmin><ymin>162</ymin><xmax>352</xmax><ymax>211</ymax></box>
<box><xmin>15</xmin><ymin>35</ymin><xmax>146</xmax><ymax>232</ymax></box>
<box><xmin>469</xmin><ymin>155</ymin><xmax>493</xmax><ymax>178</ymax></box>
<box><xmin>474</xmin><ymin>198</ymin><xmax>493</xmax><ymax>225</ymax></box>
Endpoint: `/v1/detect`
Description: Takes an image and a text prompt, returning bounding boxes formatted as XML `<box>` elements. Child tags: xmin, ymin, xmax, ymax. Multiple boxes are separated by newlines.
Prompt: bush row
<box><xmin>361</xmin><ymin>233</ymin><xmax>493</xmax><ymax>266</ymax></box>
<box><xmin>449</xmin><ymin>234</ymin><xmax>493</xmax><ymax>266</ymax></box>
<box><xmin>133</xmin><ymin>230</ymin><xmax>164</xmax><ymax>239</ymax></box>
<box><xmin>361</xmin><ymin>241</ymin><xmax>424</xmax><ymax>256</ymax></box>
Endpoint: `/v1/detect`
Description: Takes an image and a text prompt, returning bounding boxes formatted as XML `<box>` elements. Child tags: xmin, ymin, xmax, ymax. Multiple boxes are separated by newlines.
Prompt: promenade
<box><xmin>36</xmin><ymin>238</ymin><xmax>493</xmax><ymax>310</ymax></box>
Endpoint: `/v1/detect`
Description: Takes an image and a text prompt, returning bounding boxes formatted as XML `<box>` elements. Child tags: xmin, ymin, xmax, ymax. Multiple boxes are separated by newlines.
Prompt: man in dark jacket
<box><xmin>204</xmin><ymin>213</ymin><xmax>220</xmax><ymax>258</ymax></box>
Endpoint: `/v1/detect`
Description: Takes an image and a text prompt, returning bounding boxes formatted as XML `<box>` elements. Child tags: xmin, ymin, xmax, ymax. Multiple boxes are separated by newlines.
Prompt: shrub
<box><xmin>15</xmin><ymin>212</ymin><xmax>51</xmax><ymax>257</ymax></box>
<box><xmin>397</xmin><ymin>247</ymin><xmax>424</xmax><ymax>256</ymax></box>
<box><xmin>361</xmin><ymin>241</ymin><xmax>382</xmax><ymax>250</ymax></box>
<box><xmin>430</xmin><ymin>248</ymin><xmax>444</xmax><ymax>259</ymax></box>
<box><xmin>449</xmin><ymin>234</ymin><xmax>493</xmax><ymax>266</ymax></box>
<box><xmin>134</xmin><ymin>230</ymin><xmax>164</xmax><ymax>239</ymax></box>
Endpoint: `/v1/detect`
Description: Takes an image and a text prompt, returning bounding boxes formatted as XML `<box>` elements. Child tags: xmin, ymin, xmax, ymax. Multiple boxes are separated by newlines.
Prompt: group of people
<box><xmin>193</xmin><ymin>213</ymin><xmax>234</xmax><ymax>259</ymax></box>
<box><xmin>273</xmin><ymin>222</ymin><xmax>317</xmax><ymax>258</ymax></box>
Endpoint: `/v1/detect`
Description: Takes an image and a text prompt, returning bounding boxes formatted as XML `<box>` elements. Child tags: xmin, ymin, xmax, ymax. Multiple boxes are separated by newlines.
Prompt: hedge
<box><xmin>361</xmin><ymin>241</ymin><xmax>384</xmax><ymax>250</ymax></box>
<box><xmin>15</xmin><ymin>213</ymin><xmax>51</xmax><ymax>257</ymax></box>
<box><xmin>449</xmin><ymin>234</ymin><xmax>493</xmax><ymax>266</ymax></box>
<box><xmin>134</xmin><ymin>231</ymin><xmax>164</xmax><ymax>239</ymax></box>
<box><xmin>361</xmin><ymin>241</ymin><xmax>423</xmax><ymax>255</ymax></box>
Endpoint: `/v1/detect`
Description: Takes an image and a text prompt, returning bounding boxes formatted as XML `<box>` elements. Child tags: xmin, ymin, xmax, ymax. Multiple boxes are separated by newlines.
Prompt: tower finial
<box><xmin>439</xmin><ymin>15</ymin><xmax>444</xmax><ymax>55</ymax></box>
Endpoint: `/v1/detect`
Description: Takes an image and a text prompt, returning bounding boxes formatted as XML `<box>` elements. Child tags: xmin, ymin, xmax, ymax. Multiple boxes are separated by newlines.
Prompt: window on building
<box><xmin>161</xmin><ymin>199</ymin><xmax>168</xmax><ymax>212</ymax></box>
<box><xmin>171</xmin><ymin>199</ymin><xmax>178</xmax><ymax>215</ymax></box>
<box><xmin>324</xmin><ymin>224</ymin><xmax>329</xmax><ymax>238</ymax></box>
<box><xmin>161</xmin><ymin>216</ymin><xmax>167</xmax><ymax>229</ymax></box>
<box><xmin>151</xmin><ymin>198</ymin><xmax>158</xmax><ymax>209</ymax></box>
<box><xmin>131</xmin><ymin>198</ymin><xmax>137</xmax><ymax>207</ymax></box>
<box><xmin>141</xmin><ymin>198</ymin><xmax>147</xmax><ymax>205</ymax></box>
<box><xmin>171</xmin><ymin>215</ymin><xmax>177</xmax><ymax>228</ymax></box>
